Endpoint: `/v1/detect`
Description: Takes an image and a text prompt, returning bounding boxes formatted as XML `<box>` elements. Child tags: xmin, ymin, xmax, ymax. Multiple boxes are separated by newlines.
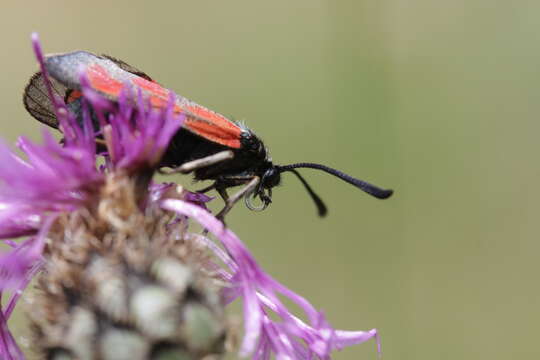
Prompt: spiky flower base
<box><xmin>28</xmin><ymin>175</ymin><xmax>226</xmax><ymax>360</ymax></box>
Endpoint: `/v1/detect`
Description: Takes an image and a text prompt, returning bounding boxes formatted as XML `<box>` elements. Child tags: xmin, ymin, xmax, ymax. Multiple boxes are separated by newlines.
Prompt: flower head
<box><xmin>0</xmin><ymin>33</ymin><xmax>380</xmax><ymax>360</ymax></box>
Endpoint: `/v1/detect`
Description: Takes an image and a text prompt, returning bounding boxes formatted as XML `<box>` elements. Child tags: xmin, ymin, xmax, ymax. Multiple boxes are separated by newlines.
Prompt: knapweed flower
<box><xmin>0</xmin><ymin>34</ymin><xmax>380</xmax><ymax>360</ymax></box>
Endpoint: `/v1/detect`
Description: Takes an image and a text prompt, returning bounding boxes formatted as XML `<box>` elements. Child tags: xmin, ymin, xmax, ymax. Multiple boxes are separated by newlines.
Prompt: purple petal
<box><xmin>333</xmin><ymin>328</ymin><xmax>380</xmax><ymax>351</ymax></box>
<box><xmin>31</xmin><ymin>33</ymin><xmax>61</xmax><ymax>117</ymax></box>
<box><xmin>0</xmin><ymin>216</ymin><xmax>53</xmax><ymax>291</ymax></box>
<box><xmin>161</xmin><ymin>199</ymin><xmax>380</xmax><ymax>359</ymax></box>
<box><xmin>0</xmin><ymin>136</ymin><xmax>100</xmax><ymax>237</ymax></box>
<box><xmin>0</xmin><ymin>308</ymin><xmax>25</xmax><ymax>360</ymax></box>
<box><xmin>76</xmin><ymin>73</ymin><xmax>184</xmax><ymax>171</ymax></box>
<box><xmin>0</xmin><ymin>206</ymin><xmax>41</xmax><ymax>239</ymax></box>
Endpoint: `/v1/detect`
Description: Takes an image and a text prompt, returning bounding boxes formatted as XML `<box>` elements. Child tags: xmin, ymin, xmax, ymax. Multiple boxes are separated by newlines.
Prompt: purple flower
<box><xmin>0</xmin><ymin>33</ymin><xmax>381</xmax><ymax>359</ymax></box>
<box><xmin>0</xmin><ymin>34</ymin><xmax>184</xmax><ymax>359</ymax></box>
<box><xmin>162</xmin><ymin>200</ymin><xmax>380</xmax><ymax>360</ymax></box>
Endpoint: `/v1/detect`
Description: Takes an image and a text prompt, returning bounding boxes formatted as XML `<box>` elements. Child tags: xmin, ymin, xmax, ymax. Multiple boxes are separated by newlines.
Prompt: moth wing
<box><xmin>100</xmin><ymin>54</ymin><xmax>154</xmax><ymax>82</ymax></box>
<box><xmin>27</xmin><ymin>52</ymin><xmax>243</xmax><ymax>149</ymax></box>
<box><xmin>24</xmin><ymin>53</ymin><xmax>153</xmax><ymax>130</ymax></box>
<box><xmin>22</xmin><ymin>71</ymin><xmax>70</xmax><ymax>129</ymax></box>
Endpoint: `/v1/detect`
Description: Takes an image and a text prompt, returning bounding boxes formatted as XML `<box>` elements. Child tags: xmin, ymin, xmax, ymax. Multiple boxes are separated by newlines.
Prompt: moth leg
<box><xmin>216</xmin><ymin>187</ymin><xmax>229</xmax><ymax>203</ymax></box>
<box><xmin>159</xmin><ymin>150</ymin><xmax>234</xmax><ymax>175</ymax></box>
<box><xmin>199</xmin><ymin>177</ymin><xmax>259</xmax><ymax>235</ymax></box>
<box><xmin>215</xmin><ymin>176</ymin><xmax>260</xmax><ymax>222</ymax></box>
<box><xmin>196</xmin><ymin>183</ymin><xmax>216</xmax><ymax>193</ymax></box>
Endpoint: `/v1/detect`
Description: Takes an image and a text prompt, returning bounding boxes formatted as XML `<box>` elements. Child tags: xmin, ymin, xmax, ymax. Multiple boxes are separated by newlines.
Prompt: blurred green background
<box><xmin>1</xmin><ymin>1</ymin><xmax>539</xmax><ymax>359</ymax></box>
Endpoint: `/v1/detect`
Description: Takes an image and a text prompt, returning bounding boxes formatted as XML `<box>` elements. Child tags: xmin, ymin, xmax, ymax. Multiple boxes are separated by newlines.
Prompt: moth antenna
<box><xmin>285</xmin><ymin>169</ymin><xmax>327</xmax><ymax>217</ymax></box>
<box><xmin>278</xmin><ymin>162</ymin><xmax>393</xmax><ymax>200</ymax></box>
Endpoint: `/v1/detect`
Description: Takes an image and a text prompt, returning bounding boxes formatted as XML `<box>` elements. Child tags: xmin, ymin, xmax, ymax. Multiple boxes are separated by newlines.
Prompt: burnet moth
<box><xmin>23</xmin><ymin>51</ymin><xmax>393</xmax><ymax>219</ymax></box>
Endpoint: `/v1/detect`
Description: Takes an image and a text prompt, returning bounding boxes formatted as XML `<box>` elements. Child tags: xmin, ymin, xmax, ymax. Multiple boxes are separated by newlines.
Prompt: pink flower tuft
<box><xmin>0</xmin><ymin>34</ymin><xmax>186</xmax><ymax>359</ymax></box>
<box><xmin>162</xmin><ymin>199</ymin><xmax>380</xmax><ymax>359</ymax></box>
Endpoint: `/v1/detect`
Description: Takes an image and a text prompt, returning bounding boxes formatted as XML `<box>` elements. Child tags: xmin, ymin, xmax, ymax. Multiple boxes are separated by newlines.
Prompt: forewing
<box><xmin>184</xmin><ymin>104</ymin><xmax>242</xmax><ymax>148</ymax></box>
<box><xmin>84</xmin><ymin>56</ymin><xmax>243</xmax><ymax>148</ymax></box>
<box><xmin>23</xmin><ymin>71</ymin><xmax>69</xmax><ymax>128</ymax></box>
<box><xmin>130</xmin><ymin>76</ymin><xmax>243</xmax><ymax>148</ymax></box>
<box><xmin>41</xmin><ymin>51</ymin><xmax>244</xmax><ymax>148</ymax></box>
<box><xmin>100</xmin><ymin>54</ymin><xmax>154</xmax><ymax>82</ymax></box>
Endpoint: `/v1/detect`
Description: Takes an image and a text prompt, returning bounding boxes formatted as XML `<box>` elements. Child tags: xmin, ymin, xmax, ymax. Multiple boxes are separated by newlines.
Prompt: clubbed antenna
<box><xmin>278</xmin><ymin>162</ymin><xmax>393</xmax><ymax>216</ymax></box>
<box><xmin>286</xmin><ymin>169</ymin><xmax>328</xmax><ymax>216</ymax></box>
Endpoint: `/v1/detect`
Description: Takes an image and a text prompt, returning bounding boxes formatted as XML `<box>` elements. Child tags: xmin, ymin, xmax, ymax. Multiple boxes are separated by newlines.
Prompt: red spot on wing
<box><xmin>87</xmin><ymin>64</ymin><xmax>124</xmax><ymax>97</ymax></box>
<box><xmin>134</xmin><ymin>78</ymin><xmax>242</xmax><ymax>148</ymax></box>
<box><xmin>133</xmin><ymin>77</ymin><xmax>184</xmax><ymax>112</ymax></box>
<box><xmin>66</xmin><ymin>90</ymin><xmax>83</xmax><ymax>104</ymax></box>
<box><xmin>133</xmin><ymin>76</ymin><xmax>169</xmax><ymax>99</ymax></box>
<box><xmin>185</xmin><ymin>105</ymin><xmax>242</xmax><ymax>148</ymax></box>
<box><xmin>89</xmin><ymin>66</ymin><xmax>242</xmax><ymax>149</ymax></box>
